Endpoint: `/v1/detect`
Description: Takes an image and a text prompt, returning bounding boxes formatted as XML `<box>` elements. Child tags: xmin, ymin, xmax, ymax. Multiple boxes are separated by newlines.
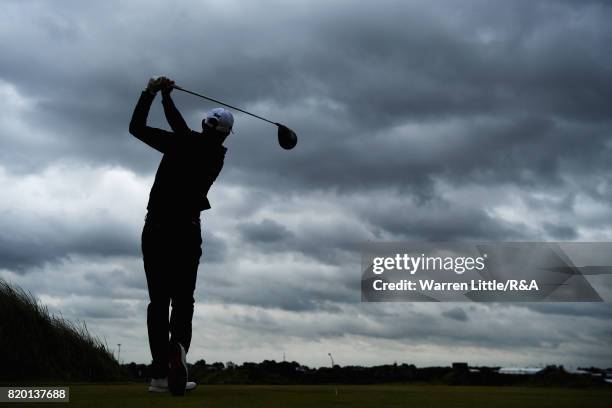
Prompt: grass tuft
<box><xmin>0</xmin><ymin>278</ymin><xmax>121</xmax><ymax>382</ymax></box>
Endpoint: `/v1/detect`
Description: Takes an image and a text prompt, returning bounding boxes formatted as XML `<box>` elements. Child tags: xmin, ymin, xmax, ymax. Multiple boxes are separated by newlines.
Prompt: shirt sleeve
<box><xmin>129</xmin><ymin>91</ymin><xmax>174</xmax><ymax>153</ymax></box>
<box><xmin>162</xmin><ymin>92</ymin><xmax>191</xmax><ymax>136</ymax></box>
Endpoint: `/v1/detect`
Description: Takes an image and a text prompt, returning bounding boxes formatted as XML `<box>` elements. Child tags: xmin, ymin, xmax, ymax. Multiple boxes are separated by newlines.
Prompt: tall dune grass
<box><xmin>0</xmin><ymin>279</ymin><xmax>121</xmax><ymax>381</ymax></box>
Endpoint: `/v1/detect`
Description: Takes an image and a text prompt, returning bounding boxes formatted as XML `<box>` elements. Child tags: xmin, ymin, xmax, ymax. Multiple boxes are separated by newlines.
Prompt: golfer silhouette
<box><xmin>129</xmin><ymin>76</ymin><xmax>233</xmax><ymax>395</ymax></box>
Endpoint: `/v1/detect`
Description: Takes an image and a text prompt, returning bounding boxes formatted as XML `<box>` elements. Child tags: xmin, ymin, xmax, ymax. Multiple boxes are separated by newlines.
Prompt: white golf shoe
<box><xmin>148</xmin><ymin>377</ymin><xmax>197</xmax><ymax>393</ymax></box>
<box><xmin>148</xmin><ymin>377</ymin><xmax>168</xmax><ymax>393</ymax></box>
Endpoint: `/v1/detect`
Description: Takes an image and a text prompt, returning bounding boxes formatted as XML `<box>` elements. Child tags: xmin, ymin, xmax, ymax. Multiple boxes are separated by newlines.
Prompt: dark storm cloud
<box><xmin>1</xmin><ymin>0</ymin><xmax>612</xmax><ymax>366</ymax></box>
<box><xmin>0</xmin><ymin>228</ymin><xmax>137</xmax><ymax>272</ymax></box>
<box><xmin>61</xmin><ymin>297</ymin><xmax>140</xmax><ymax>320</ymax></box>
<box><xmin>442</xmin><ymin>307</ymin><xmax>469</xmax><ymax>322</ymax></box>
<box><xmin>542</xmin><ymin>222</ymin><xmax>578</xmax><ymax>240</ymax></box>
<box><xmin>237</xmin><ymin>219</ymin><xmax>294</xmax><ymax>244</ymax></box>
<box><xmin>0</xmin><ymin>0</ymin><xmax>610</xmax><ymax>274</ymax></box>
<box><xmin>221</xmin><ymin>303</ymin><xmax>610</xmax><ymax>352</ymax></box>
<box><xmin>1</xmin><ymin>0</ymin><xmax>610</xmax><ymax>190</ymax></box>
<box><xmin>525</xmin><ymin>304</ymin><xmax>612</xmax><ymax>320</ymax></box>
<box><xmin>83</xmin><ymin>268</ymin><xmax>146</xmax><ymax>295</ymax></box>
<box><xmin>198</xmin><ymin>256</ymin><xmax>357</xmax><ymax>312</ymax></box>
<box><xmin>1</xmin><ymin>0</ymin><xmax>611</xmax><ymax>282</ymax></box>
<box><xmin>234</xmin><ymin>214</ymin><xmax>364</xmax><ymax>266</ymax></box>
<box><xmin>357</xmin><ymin>196</ymin><xmax>527</xmax><ymax>240</ymax></box>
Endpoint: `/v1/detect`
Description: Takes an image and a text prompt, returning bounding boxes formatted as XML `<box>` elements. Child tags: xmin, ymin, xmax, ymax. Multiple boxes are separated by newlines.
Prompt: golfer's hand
<box><xmin>146</xmin><ymin>76</ymin><xmax>166</xmax><ymax>95</ymax></box>
<box><xmin>160</xmin><ymin>77</ymin><xmax>175</xmax><ymax>96</ymax></box>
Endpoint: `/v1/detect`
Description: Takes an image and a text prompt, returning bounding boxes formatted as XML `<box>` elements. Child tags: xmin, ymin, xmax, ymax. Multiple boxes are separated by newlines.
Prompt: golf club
<box><xmin>172</xmin><ymin>84</ymin><xmax>298</xmax><ymax>150</ymax></box>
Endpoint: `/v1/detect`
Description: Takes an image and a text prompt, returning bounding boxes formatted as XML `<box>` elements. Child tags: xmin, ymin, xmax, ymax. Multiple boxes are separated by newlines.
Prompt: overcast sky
<box><xmin>1</xmin><ymin>0</ymin><xmax>611</xmax><ymax>368</ymax></box>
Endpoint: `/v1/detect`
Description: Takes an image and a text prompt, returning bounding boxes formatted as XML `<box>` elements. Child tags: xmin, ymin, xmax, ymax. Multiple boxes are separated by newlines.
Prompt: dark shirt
<box><xmin>129</xmin><ymin>91</ymin><xmax>227</xmax><ymax>218</ymax></box>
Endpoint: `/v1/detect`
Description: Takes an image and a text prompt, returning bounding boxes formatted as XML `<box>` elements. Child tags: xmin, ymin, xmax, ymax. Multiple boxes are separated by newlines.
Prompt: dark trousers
<box><xmin>141</xmin><ymin>213</ymin><xmax>202</xmax><ymax>379</ymax></box>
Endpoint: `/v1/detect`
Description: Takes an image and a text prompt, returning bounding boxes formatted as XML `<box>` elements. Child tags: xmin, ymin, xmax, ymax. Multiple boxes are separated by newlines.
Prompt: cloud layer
<box><xmin>1</xmin><ymin>0</ymin><xmax>611</xmax><ymax>367</ymax></box>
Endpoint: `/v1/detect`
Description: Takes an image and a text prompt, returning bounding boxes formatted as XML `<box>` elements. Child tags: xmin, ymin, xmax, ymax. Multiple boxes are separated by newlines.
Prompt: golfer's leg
<box><xmin>147</xmin><ymin>298</ymin><xmax>170</xmax><ymax>378</ymax></box>
<box><xmin>169</xmin><ymin>222</ymin><xmax>202</xmax><ymax>352</ymax></box>
<box><xmin>143</xmin><ymin>221</ymin><xmax>171</xmax><ymax>378</ymax></box>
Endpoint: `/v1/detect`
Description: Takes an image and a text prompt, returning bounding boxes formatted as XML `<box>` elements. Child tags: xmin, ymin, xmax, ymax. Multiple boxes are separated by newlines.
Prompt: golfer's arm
<box><xmin>162</xmin><ymin>93</ymin><xmax>191</xmax><ymax>135</ymax></box>
<box><xmin>129</xmin><ymin>91</ymin><xmax>173</xmax><ymax>153</ymax></box>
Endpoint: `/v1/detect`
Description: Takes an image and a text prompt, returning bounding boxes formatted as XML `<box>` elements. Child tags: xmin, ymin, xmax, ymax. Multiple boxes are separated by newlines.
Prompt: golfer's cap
<box><xmin>204</xmin><ymin>108</ymin><xmax>234</xmax><ymax>134</ymax></box>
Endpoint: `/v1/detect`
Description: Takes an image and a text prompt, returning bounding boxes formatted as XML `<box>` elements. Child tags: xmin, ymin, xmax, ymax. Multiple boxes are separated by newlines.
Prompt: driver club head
<box><xmin>277</xmin><ymin>124</ymin><xmax>298</xmax><ymax>150</ymax></box>
<box><xmin>172</xmin><ymin>85</ymin><xmax>298</xmax><ymax>151</ymax></box>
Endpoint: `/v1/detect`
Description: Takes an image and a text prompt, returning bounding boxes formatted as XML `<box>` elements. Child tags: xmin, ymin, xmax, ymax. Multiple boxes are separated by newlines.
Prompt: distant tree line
<box><xmin>121</xmin><ymin>360</ymin><xmax>611</xmax><ymax>387</ymax></box>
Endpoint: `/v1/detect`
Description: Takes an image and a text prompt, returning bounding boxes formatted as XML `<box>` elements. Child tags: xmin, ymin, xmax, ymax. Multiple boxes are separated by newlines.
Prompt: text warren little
<box><xmin>372</xmin><ymin>279</ymin><xmax>540</xmax><ymax>292</ymax></box>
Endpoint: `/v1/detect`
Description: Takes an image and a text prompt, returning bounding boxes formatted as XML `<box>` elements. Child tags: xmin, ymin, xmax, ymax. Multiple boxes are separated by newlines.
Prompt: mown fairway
<box><xmin>14</xmin><ymin>384</ymin><xmax>612</xmax><ymax>407</ymax></box>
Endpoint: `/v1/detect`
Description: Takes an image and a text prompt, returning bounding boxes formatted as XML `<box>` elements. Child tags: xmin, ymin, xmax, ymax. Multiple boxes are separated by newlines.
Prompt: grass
<box><xmin>0</xmin><ymin>279</ymin><xmax>121</xmax><ymax>381</ymax></box>
<box><xmin>9</xmin><ymin>384</ymin><xmax>612</xmax><ymax>408</ymax></box>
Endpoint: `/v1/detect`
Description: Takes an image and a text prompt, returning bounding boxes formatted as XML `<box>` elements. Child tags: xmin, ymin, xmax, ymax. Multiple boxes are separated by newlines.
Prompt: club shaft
<box><xmin>173</xmin><ymin>85</ymin><xmax>278</xmax><ymax>126</ymax></box>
